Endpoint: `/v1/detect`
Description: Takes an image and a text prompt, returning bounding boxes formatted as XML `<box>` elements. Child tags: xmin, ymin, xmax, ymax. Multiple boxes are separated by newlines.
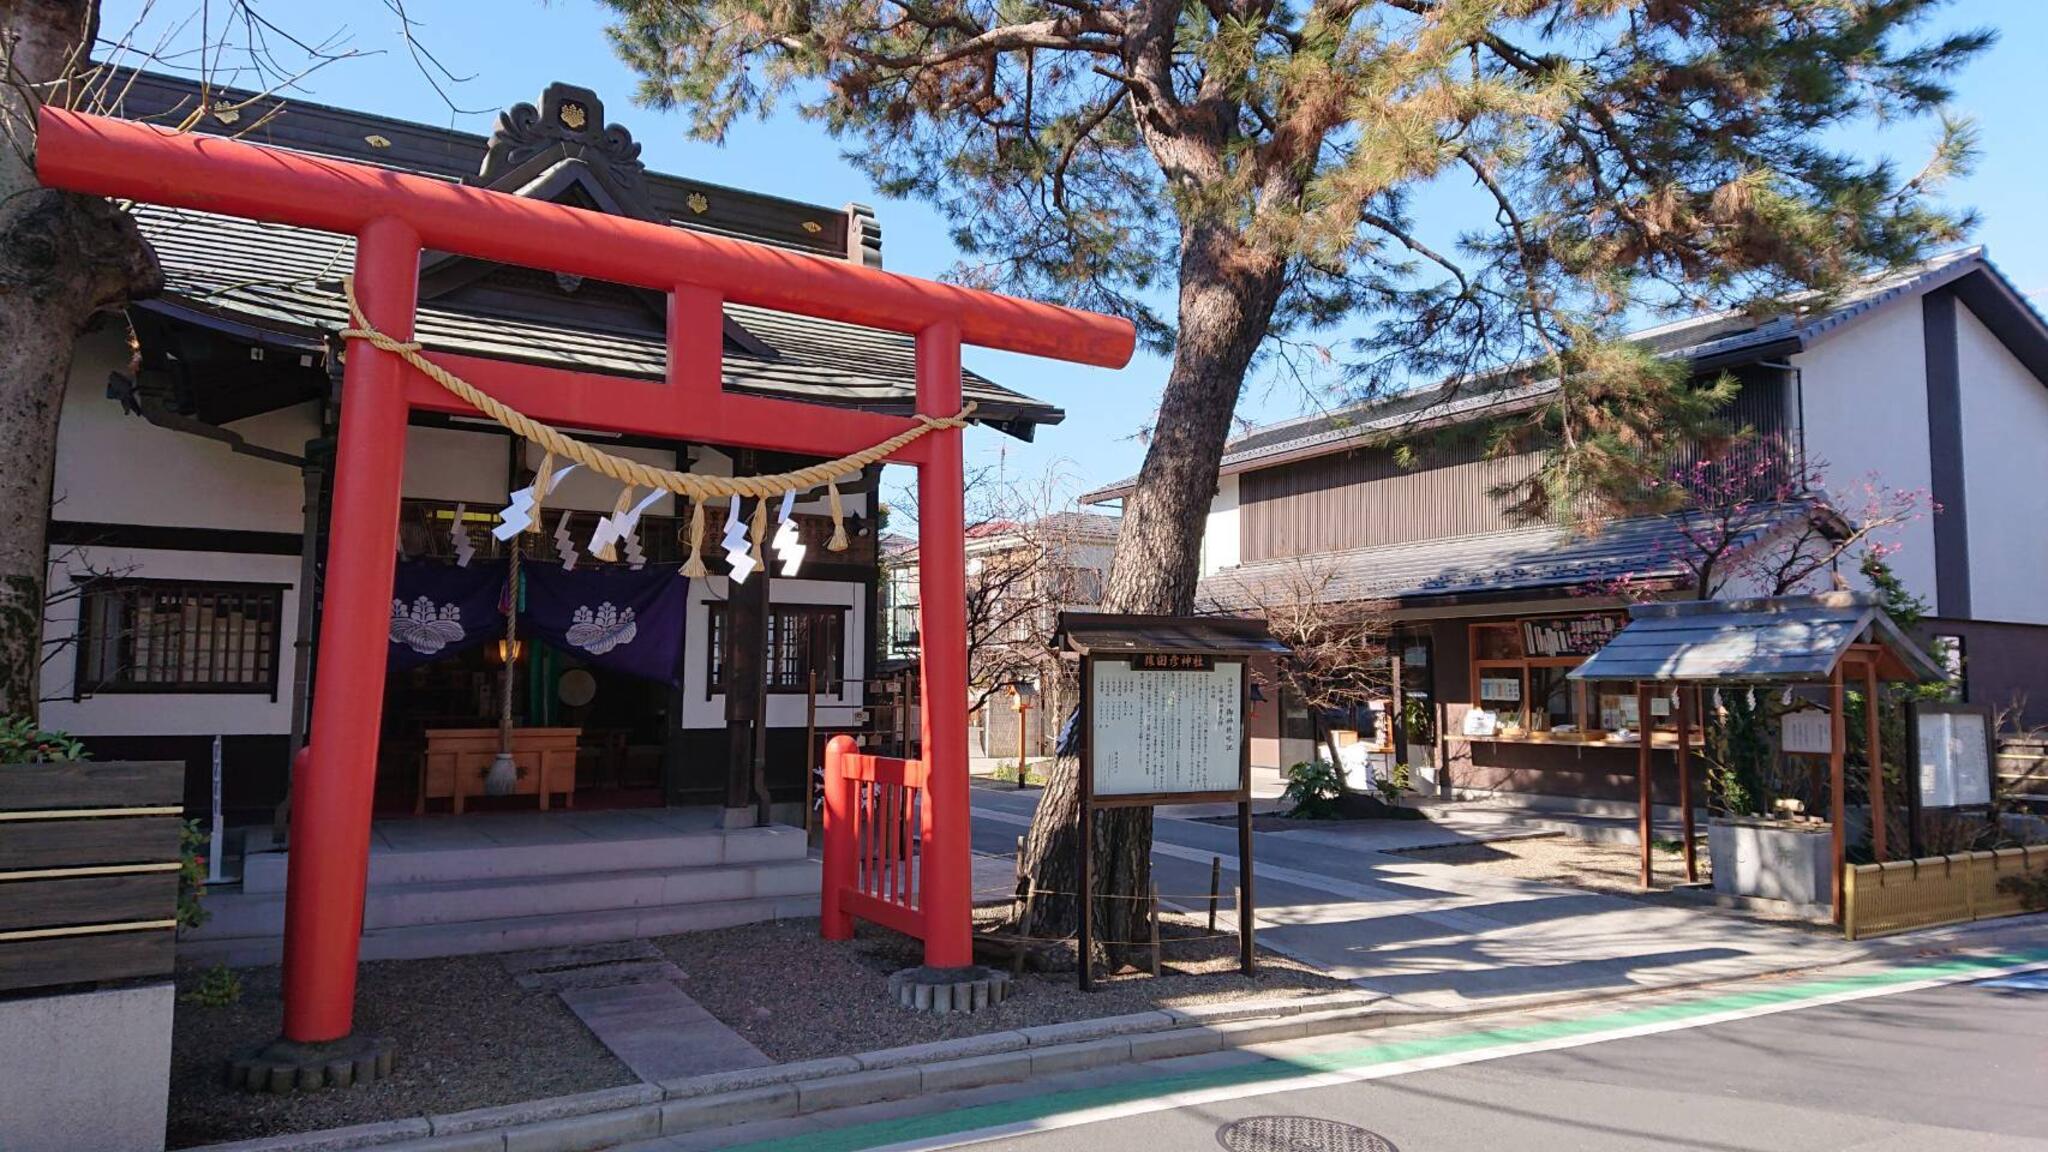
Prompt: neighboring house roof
<box><xmin>1196</xmin><ymin>503</ymin><xmax>1819</xmax><ymax>611</ymax></box>
<box><xmin>111</xmin><ymin>72</ymin><xmax>1063</xmax><ymax>438</ymax></box>
<box><xmin>890</xmin><ymin>511</ymin><xmax>1120</xmax><ymax>565</ymax></box>
<box><xmin>1569</xmin><ymin>592</ymin><xmax>1944</xmax><ymax>684</ymax></box>
<box><xmin>1083</xmin><ymin>248</ymin><xmax>2048</xmax><ymax>501</ymax></box>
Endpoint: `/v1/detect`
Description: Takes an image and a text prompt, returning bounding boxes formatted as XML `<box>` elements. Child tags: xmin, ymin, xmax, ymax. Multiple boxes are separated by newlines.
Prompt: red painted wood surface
<box><xmin>35</xmin><ymin>109</ymin><xmax>1136</xmax><ymax>368</ymax></box>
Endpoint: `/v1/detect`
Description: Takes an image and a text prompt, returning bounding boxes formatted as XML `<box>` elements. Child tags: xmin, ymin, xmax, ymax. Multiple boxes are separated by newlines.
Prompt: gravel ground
<box><xmin>656</xmin><ymin>911</ymin><xmax>1351</xmax><ymax>1063</ymax></box>
<box><xmin>166</xmin><ymin>957</ymin><xmax>633</xmax><ymax>1149</ymax></box>
<box><xmin>1395</xmin><ymin>837</ymin><xmax>1831</xmax><ymax>930</ymax></box>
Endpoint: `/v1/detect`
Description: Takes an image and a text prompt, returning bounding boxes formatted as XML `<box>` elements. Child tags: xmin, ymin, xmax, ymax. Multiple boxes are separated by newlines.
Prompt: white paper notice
<box><xmin>1917</xmin><ymin>710</ymin><xmax>1991</xmax><ymax>808</ymax></box>
<box><xmin>1090</xmin><ymin>659</ymin><xmax>1242</xmax><ymax>796</ymax></box>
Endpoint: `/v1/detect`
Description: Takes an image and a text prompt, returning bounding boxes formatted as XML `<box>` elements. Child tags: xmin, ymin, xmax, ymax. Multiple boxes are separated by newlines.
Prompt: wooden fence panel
<box><xmin>0</xmin><ymin>761</ymin><xmax>184</xmax><ymax>993</ymax></box>
<box><xmin>1844</xmin><ymin>844</ymin><xmax>2046</xmax><ymax>940</ymax></box>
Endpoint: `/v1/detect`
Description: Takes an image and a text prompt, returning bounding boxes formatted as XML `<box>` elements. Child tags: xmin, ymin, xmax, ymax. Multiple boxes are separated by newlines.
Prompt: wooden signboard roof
<box><xmin>1568</xmin><ymin>592</ymin><xmax>1945</xmax><ymax>685</ymax></box>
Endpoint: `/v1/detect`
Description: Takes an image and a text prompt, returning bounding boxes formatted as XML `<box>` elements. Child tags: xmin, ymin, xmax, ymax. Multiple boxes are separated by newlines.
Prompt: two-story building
<box><xmin>1084</xmin><ymin>250</ymin><xmax>2048</xmax><ymax>809</ymax></box>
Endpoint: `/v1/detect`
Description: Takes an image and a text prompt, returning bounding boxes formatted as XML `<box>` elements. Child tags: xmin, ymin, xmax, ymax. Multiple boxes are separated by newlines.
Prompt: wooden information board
<box><xmin>1913</xmin><ymin>703</ymin><xmax>1993</xmax><ymax>809</ymax></box>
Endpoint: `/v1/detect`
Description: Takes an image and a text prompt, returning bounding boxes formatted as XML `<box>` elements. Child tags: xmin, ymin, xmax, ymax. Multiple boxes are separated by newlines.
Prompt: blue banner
<box><xmin>520</xmin><ymin>566</ymin><xmax>689</xmax><ymax>684</ymax></box>
<box><xmin>388</xmin><ymin>560</ymin><xmax>507</xmax><ymax>670</ymax></box>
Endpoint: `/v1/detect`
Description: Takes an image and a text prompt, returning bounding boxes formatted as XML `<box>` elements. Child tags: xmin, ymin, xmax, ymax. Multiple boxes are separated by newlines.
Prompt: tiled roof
<box><xmin>1196</xmin><ymin>503</ymin><xmax>1819</xmax><ymax>610</ymax></box>
<box><xmin>1569</xmin><ymin>592</ymin><xmax>1944</xmax><ymax>683</ymax></box>
<box><xmin>1085</xmin><ymin>248</ymin><xmax>2017</xmax><ymax>502</ymax></box>
<box><xmin>113</xmin><ymin>73</ymin><xmax>1063</xmax><ymax>435</ymax></box>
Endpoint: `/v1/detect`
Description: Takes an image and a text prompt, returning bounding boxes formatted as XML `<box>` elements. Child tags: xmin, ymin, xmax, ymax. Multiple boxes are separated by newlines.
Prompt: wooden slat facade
<box><xmin>1240</xmin><ymin>440</ymin><xmax>1543</xmax><ymax>561</ymax></box>
<box><xmin>1240</xmin><ymin>371</ymin><xmax>1790</xmax><ymax>563</ymax></box>
<box><xmin>0</xmin><ymin>761</ymin><xmax>184</xmax><ymax>994</ymax></box>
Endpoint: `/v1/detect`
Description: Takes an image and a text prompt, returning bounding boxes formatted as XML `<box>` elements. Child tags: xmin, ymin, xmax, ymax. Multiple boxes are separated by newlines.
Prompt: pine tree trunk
<box><xmin>1019</xmin><ymin>219</ymin><xmax>1284</xmax><ymax>966</ymax></box>
<box><xmin>0</xmin><ymin>2</ymin><xmax>162</xmax><ymax>718</ymax></box>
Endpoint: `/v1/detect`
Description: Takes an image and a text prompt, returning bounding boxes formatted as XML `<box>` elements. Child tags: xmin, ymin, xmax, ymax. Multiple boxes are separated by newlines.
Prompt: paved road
<box><xmin>966</xmin><ymin>973</ymin><xmax>2048</xmax><ymax>1152</ymax></box>
<box><xmin>968</xmin><ymin>785</ymin><xmax>1854</xmax><ymax>1011</ymax></box>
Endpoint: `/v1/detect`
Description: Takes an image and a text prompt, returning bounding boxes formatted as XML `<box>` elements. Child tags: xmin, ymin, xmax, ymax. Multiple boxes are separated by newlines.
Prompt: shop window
<box><xmin>1464</xmin><ymin>616</ymin><xmax>1694</xmax><ymax>742</ymax></box>
<box><xmin>76</xmin><ymin>579</ymin><xmax>284</xmax><ymax>697</ymax></box>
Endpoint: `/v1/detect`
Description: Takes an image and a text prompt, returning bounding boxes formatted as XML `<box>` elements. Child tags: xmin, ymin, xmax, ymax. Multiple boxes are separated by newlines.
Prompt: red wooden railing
<box><xmin>820</xmin><ymin>735</ymin><xmax>931</xmax><ymax>942</ymax></box>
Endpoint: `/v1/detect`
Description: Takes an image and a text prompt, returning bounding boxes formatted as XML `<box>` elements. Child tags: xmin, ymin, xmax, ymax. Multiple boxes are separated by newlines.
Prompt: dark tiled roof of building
<box><xmin>1086</xmin><ymin>248</ymin><xmax>2043</xmax><ymax>501</ymax></box>
<box><xmin>1197</xmin><ymin>503</ymin><xmax>1820</xmax><ymax>610</ymax></box>
<box><xmin>112</xmin><ymin>73</ymin><xmax>1062</xmax><ymax>435</ymax></box>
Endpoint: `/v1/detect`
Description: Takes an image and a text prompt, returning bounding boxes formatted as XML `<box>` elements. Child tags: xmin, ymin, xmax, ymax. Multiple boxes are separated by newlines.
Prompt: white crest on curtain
<box><xmin>390</xmin><ymin>596</ymin><xmax>465</xmax><ymax>655</ymax></box>
<box><xmin>566</xmin><ymin>603</ymin><xmax>637</xmax><ymax>654</ymax></box>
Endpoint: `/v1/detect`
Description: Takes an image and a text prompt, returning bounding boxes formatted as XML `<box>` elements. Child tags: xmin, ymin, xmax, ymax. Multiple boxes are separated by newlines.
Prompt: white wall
<box><xmin>41</xmin><ymin>545</ymin><xmax>302</xmax><ymax>737</ymax></box>
<box><xmin>1793</xmin><ymin>301</ymin><xmax>1939</xmax><ymax>605</ymax></box>
<box><xmin>1200</xmin><ymin>473</ymin><xmax>1240</xmax><ymax>576</ymax></box>
<box><xmin>680</xmin><ymin>576</ymin><xmax>866</xmax><ymax>730</ymax></box>
<box><xmin>43</xmin><ymin>332</ymin><xmax>313</xmax><ymax>738</ymax></box>
<box><xmin>1957</xmin><ymin>304</ymin><xmax>2048</xmax><ymax>624</ymax></box>
<box><xmin>50</xmin><ymin>331</ymin><xmax>315</xmax><ymax>532</ymax></box>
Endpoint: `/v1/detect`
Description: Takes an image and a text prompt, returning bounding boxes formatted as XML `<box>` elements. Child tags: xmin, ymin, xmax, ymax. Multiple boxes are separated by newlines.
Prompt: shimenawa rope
<box><xmin>339</xmin><ymin>276</ymin><xmax>976</xmax><ymax>568</ymax></box>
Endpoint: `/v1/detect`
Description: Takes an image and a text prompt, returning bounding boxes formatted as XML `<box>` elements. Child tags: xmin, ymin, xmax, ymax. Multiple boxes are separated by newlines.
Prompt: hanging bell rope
<box><xmin>341</xmin><ymin>275</ymin><xmax>975</xmax><ymax>556</ymax></box>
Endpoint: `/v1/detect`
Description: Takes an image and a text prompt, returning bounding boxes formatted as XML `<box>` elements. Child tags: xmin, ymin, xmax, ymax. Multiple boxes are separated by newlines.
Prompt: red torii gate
<box><xmin>36</xmin><ymin>108</ymin><xmax>1134</xmax><ymax>1045</ymax></box>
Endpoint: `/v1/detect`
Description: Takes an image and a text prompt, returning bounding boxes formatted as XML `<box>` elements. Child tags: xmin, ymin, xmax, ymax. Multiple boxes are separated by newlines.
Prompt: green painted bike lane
<box><xmin>727</xmin><ymin>951</ymin><xmax>2048</xmax><ymax>1152</ymax></box>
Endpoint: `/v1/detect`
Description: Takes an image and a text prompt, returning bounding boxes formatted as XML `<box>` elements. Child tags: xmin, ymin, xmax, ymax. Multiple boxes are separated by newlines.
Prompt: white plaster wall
<box><xmin>1957</xmin><ymin>304</ymin><xmax>2048</xmax><ymax>624</ymax></box>
<box><xmin>680</xmin><ymin>576</ymin><xmax>867</xmax><ymax>730</ymax></box>
<box><xmin>403</xmin><ymin>424</ymin><xmax>510</xmax><ymax>505</ymax></box>
<box><xmin>1200</xmin><ymin>473</ymin><xmax>1241</xmax><ymax>576</ymax></box>
<box><xmin>50</xmin><ymin>331</ymin><xmax>314</xmax><ymax>532</ymax></box>
<box><xmin>41</xmin><ymin>545</ymin><xmax>302</xmax><ymax>737</ymax></box>
<box><xmin>1792</xmin><ymin>301</ymin><xmax>1939</xmax><ymax>605</ymax></box>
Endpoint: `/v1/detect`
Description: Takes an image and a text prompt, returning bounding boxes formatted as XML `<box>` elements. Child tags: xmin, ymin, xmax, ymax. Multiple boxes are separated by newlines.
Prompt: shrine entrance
<box><xmin>35</xmin><ymin>105</ymin><xmax>1133</xmax><ymax>1060</ymax></box>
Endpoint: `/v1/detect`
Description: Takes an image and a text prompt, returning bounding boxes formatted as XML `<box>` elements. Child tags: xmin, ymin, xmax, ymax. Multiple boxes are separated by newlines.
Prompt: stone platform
<box><xmin>182</xmin><ymin>809</ymin><xmax>819</xmax><ymax>966</ymax></box>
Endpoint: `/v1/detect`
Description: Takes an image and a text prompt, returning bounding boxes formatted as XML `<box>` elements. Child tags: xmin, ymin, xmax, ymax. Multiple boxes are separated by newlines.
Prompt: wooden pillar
<box><xmin>1636</xmin><ymin>682</ymin><xmax>1653</xmax><ymax>889</ymax></box>
<box><xmin>1863</xmin><ymin>659</ymin><xmax>1887</xmax><ymax>863</ymax></box>
<box><xmin>724</xmin><ymin>449</ymin><xmax>770</xmax><ymax>820</ymax></box>
<box><xmin>1829</xmin><ymin>665</ymin><xmax>1848</xmax><ymax>924</ymax></box>
<box><xmin>281</xmin><ymin>217</ymin><xmax>418</xmax><ymax>1043</ymax></box>
<box><xmin>912</xmin><ymin>320</ymin><xmax>975</xmax><ymax>969</ymax></box>
<box><xmin>1676</xmin><ymin>686</ymin><xmax>1697</xmax><ymax>884</ymax></box>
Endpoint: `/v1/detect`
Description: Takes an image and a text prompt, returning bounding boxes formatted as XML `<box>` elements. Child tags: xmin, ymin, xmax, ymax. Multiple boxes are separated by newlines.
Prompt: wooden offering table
<box><xmin>418</xmin><ymin>727</ymin><xmax>581</xmax><ymax>814</ymax></box>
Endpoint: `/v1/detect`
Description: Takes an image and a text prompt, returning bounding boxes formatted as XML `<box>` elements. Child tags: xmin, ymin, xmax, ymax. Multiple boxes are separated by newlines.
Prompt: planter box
<box><xmin>1708</xmin><ymin>816</ymin><xmax>1832</xmax><ymax>909</ymax></box>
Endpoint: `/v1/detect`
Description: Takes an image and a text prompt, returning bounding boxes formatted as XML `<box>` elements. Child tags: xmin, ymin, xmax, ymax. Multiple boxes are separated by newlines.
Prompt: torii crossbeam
<box><xmin>36</xmin><ymin>107</ymin><xmax>1134</xmax><ymax>1044</ymax></box>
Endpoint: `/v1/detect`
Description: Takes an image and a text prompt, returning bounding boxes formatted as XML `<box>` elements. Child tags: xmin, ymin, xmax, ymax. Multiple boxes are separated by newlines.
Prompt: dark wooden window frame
<box><xmin>706</xmin><ymin>601</ymin><xmax>850</xmax><ymax>695</ymax></box>
<box><xmin>73</xmin><ymin>577</ymin><xmax>288</xmax><ymax>699</ymax></box>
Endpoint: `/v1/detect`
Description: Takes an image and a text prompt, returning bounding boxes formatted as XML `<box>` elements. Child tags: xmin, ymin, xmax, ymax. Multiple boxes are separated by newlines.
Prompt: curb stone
<box><xmin>187</xmin><ymin>989</ymin><xmax>1422</xmax><ymax>1152</ymax></box>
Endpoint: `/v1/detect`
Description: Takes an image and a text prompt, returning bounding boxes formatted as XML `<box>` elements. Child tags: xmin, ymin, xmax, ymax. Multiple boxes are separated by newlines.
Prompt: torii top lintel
<box><xmin>34</xmin><ymin>107</ymin><xmax>1136</xmax><ymax>370</ymax></box>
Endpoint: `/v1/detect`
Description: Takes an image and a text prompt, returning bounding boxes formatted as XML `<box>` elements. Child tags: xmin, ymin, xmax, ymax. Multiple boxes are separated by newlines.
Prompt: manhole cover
<box><xmin>1217</xmin><ymin>1115</ymin><xmax>1398</xmax><ymax>1152</ymax></box>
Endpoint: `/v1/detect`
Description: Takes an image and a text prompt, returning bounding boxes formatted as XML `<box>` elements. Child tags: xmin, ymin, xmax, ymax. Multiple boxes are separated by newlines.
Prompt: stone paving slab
<box><xmin>558</xmin><ymin>982</ymin><xmax>772</xmax><ymax>1084</ymax></box>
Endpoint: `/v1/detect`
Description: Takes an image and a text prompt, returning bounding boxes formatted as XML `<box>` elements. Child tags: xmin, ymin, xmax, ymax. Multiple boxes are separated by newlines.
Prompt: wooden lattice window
<box><xmin>707</xmin><ymin>602</ymin><xmax>846</xmax><ymax>693</ymax></box>
<box><xmin>75</xmin><ymin>579</ymin><xmax>285</xmax><ymax>697</ymax></box>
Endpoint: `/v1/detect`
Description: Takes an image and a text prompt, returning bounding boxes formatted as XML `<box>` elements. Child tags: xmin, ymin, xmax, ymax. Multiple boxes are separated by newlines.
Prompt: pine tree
<box><xmin>603</xmin><ymin>0</ymin><xmax>1990</xmax><ymax>953</ymax></box>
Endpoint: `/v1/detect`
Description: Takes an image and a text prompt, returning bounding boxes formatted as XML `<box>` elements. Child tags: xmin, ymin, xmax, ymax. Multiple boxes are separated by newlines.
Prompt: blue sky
<box><xmin>96</xmin><ymin>0</ymin><xmax>2047</xmax><ymax>508</ymax></box>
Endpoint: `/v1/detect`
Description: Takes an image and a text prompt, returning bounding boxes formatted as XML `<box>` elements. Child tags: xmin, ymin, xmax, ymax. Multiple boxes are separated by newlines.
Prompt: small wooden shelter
<box><xmin>1570</xmin><ymin>592</ymin><xmax>1944</xmax><ymax>921</ymax></box>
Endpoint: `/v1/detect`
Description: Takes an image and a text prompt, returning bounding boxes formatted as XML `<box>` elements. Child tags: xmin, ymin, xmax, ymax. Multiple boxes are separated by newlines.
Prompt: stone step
<box><xmin>241</xmin><ymin>824</ymin><xmax>809</xmax><ymax>893</ymax></box>
<box><xmin>180</xmin><ymin>894</ymin><xmax>821</xmax><ymax>968</ymax></box>
<box><xmin>192</xmin><ymin>857</ymin><xmax>820</xmax><ymax>937</ymax></box>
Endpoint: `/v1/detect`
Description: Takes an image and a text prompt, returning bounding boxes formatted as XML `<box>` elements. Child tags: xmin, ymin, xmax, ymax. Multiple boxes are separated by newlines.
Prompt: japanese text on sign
<box><xmin>1090</xmin><ymin>658</ymin><xmax>1242</xmax><ymax>796</ymax></box>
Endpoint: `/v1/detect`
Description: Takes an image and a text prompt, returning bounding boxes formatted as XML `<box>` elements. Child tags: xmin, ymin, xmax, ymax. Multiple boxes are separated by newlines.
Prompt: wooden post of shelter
<box><xmin>1862</xmin><ymin>655</ymin><xmax>1887</xmax><ymax>863</ymax></box>
<box><xmin>1677</xmin><ymin>687</ymin><xmax>1697</xmax><ymax>884</ymax></box>
<box><xmin>1636</xmin><ymin>681</ymin><xmax>1654</xmax><ymax>889</ymax></box>
<box><xmin>1829</xmin><ymin>664</ymin><xmax>1848</xmax><ymax>924</ymax></box>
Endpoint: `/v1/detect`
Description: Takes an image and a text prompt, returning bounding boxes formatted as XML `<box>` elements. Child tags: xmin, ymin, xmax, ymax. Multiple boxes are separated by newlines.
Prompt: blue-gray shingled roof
<box><xmin>1086</xmin><ymin>247</ymin><xmax>2048</xmax><ymax>503</ymax></box>
<box><xmin>1196</xmin><ymin>503</ymin><xmax>1819</xmax><ymax>611</ymax></box>
<box><xmin>1568</xmin><ymin>593</ymin><xmax>1944</xmax><ymax>684</ymax></box>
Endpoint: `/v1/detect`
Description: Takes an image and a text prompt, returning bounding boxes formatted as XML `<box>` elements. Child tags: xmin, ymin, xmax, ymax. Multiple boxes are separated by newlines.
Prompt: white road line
<box><xmin>861</xmin><ymin>955</ymin><xmax>2048</xmax><ymax>1152</ymax></box>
